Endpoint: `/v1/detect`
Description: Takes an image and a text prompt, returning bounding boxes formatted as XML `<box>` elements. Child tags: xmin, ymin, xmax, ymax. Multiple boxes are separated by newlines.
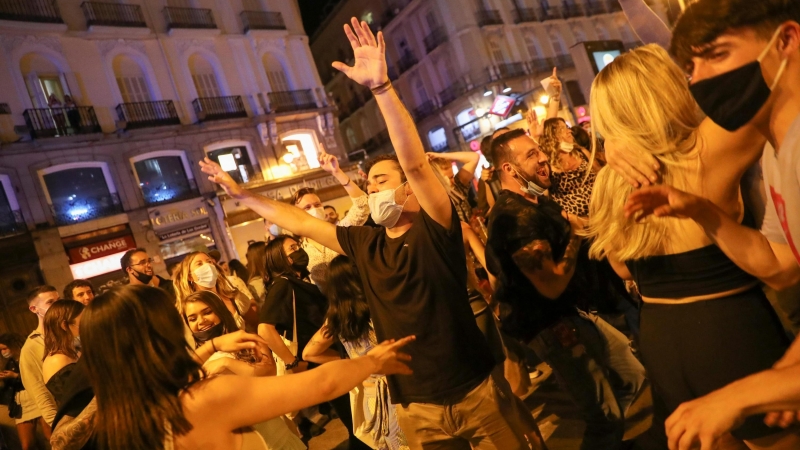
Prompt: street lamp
<box><xmin>483</xmin><ymin>87</ymin><xmax>493</xmax><ymax>97</ymax></box>
<box><xmin>475</xmin><ymin>107</ymin><xmax>486</xmax><ymax>117</ymax></box>
<box><xmin>539</xmin><ymin>94</ymin><xmax>550</xmax><ymax>105</ymax></box>
<box><xmin>502</xmin><ymin>84</ymin><xmax>512</xmax><ymax>94</ymax></box>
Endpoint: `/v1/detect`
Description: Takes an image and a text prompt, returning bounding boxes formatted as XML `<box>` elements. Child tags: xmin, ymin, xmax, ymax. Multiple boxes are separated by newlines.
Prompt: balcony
<box><xmin>268</xmin><ymin>90</ymin><xmax>317</xmax><ymax>113</ymax></box>
<box><xmin>554</xmin><ymin>54</ymin><xmax>575</xmax><ymax>69</ymax></box>
<box><xmin>23</xmin><ymin>107</ymin><xmax>102</xmax><ymax>139</ymax></box>
<box><xmin>116</xmin><ymin>100</ymin><xmax>180</xmax><ymax>129</ymax></box>
<box><xmin>241</xmin><ymin>10</ymin><xmax>285</xmax><ymax>33</ymax></box>
<box><xmin>51</xmin><ymin>192</ymin><xmax>122</xmax><ymax>226</ymax></box>
<box><xmin>82</xmin><ymin>2</ymin><xmax>146</xmax><ymax>28</ymax></box>
<box><xmin>0</xmin><ymin>210</ymin><xmax>25</xmax><ymax>238</ymax></box>
<box><xmin>585</xmin><ymin>0</ymin><xmax>608</xmax><ymax>15</ymax></box>
<box><xmin>562</xmin><ymin>2</ymin><xmax>583</xmax><ymax>19</ymax></box>
<box><xmin>397</xmin><ymin>51</ymin><xmax>418</xmax><ymax>75</ymax></box>
<box><xmin>530</xmin><ymin>58</ymin><xmax>552</xmax><ymax>73</ymax></box>
<box><xmin>511</xmin><ymin>7</ymin><xmax>539</xmax><ymax>24</ymax></box>
<box><xmin>424</xmin><ymin>27</ymin><xmax>448</xmax><ymax>54</ymax></box>
<box><xmin>412</xmin><ymin>100</ymin><xmax>436</xmax><ymax>122</ymax></box>
<box><xmin>164</xmin><ymin>7</ymin><xmax>216</xmax><ymax>30</ymax></box>
<box><xmin>0</xmin><ymin>0</ymin><xmax>62</xmax><ymax>23</ymax></box>
<box><xmin>476</xmin><ymin>9</ymin><xmax>503</xmax><ymax>27</ymax></box>
<box><xmin>193</xmin><ymin>96</ymin><xmax>247</xmax><ymax>122</ymax></box>
<box><xmin>438</xmin><ymin>79</ymin><xmax>467</xmax><ymax>107</ymax></box>
<box><xmin>497</xmin><ymin>62</ymin><xmax>527</xmax><ymax>79</ymax></box>
<box><xmin>540</xmin><ymin>6</ymin><xmax>562</xmax><ymax>21</ymax></box>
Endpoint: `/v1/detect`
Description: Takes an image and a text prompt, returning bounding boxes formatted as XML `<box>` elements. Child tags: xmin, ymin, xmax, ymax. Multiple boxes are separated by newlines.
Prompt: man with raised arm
<box><xmin>201</xmin><ymin>18</ymin><xmax>541</xmax><ymax>450</ymax></box>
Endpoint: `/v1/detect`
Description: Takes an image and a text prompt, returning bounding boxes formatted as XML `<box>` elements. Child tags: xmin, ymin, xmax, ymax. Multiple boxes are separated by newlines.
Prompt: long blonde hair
<box><xmin>172</xmin><ymin>251</ymin><xmax>237</xmax><ymax>310</ymax></box>
<box><xmin>540</xmin><ymin>118</ymin><xmax>586</xmax><ymax>171</ymax></box>
<box><xmin>586</xmin><ymin>45</ymin><xmax>703</xmax><ymax>261</ymax></box>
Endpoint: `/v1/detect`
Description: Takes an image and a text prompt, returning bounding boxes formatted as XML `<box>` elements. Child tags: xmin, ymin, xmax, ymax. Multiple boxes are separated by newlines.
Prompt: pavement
<box><xmin>309</xmin><ymin>362</ymin><xmax>655</xmax><ymax>450</ymax></box>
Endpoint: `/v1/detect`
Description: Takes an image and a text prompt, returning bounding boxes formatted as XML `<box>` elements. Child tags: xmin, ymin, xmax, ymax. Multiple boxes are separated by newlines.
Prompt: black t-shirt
<box><xmin>259</xmin><ymin>276</ymin><xmax>327</xmax><ymax>355</ymax></box>
<box><xmin>337</xmin><ymin>205</ymin><xmax>495</xmax><ymax>404</ymax></box>
<box><xmin>486</xmin><ymin>191</ymin><xmax>580</xmax><ymax>343</ymax></box>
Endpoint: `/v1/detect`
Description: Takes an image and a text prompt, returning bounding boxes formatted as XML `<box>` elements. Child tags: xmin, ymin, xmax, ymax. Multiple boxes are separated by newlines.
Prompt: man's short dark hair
<box><xmin>120</xmin><ymin>248</ymin><xmax>146</xmax><ymax>271</ymax></box>
<box><xmin>364</xmin><ymin>154</ymin><xmax>406</xmax><ymax>182</ymax></box>
<box><xmin>27</xmin><ymin>285</ymin><xmax>57</xmax><ymax>305</ymax></box>
<box><xmin>63</xmin><ymin>279</ymin><xmax>94</xmax><ymax>300</ymax></box>
<box><xmin>292</xmin><ymin>187</ymin><xmax>317</xmax><ymax>205</ymax></box>
<box><xmin>323</xmin><ymin>205</ymin><xmax>336</xmax><ymax>212</ymax></box>
<box><xmin>490</xmin><ymin>129</ymin><xmax>528</xmax><ymax>167</ymax></box>
<box><xmin>671</xmin><ymin>0</ymin><xmax>800</xmax><ymax>71</ymax></box>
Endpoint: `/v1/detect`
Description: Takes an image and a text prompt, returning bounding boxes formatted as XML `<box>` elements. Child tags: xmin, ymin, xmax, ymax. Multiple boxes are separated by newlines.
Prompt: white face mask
<box><xmin>193</xmin><ymin>264</ymin><xmax>219</xmax><ymax>289</ymax></box>
<box><xmin>559</xmin><ymin>142</ymin><xmax>574</xmax><ymax>153</ymax></box>
<box><xmin>368</xmin><ymin>182</ymin><xmax>411</xmax><ymax>228</ymax></box>
<box><xmin>512</xmin><ymin>166</ymin><xmax>547</xmax><ymax>197</ymax></box>
<box><xmin>307</xmin><ymin>207</ymin><xmax>326</xmax><ymax>221</ymax></box>
<box><xmin>1</xmin><ymin>351</ymin><xmax>11</xmax><ymax>359</ymax></box>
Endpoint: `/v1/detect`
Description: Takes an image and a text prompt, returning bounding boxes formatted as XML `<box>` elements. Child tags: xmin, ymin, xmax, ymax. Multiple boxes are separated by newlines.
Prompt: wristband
<box><xmin>370</xmin><ymin>80</ymin><xmax>393</xmax><ymax>96</ymax></box>
<box><xmin>285</xmin><ymin>357</ymin><xmax>302</xmax><ymax>371</ymax></box>
<box><xmin>341</xmin><ymin>177</ymin><xmax>351</xmax><ymax>187</ymax></box>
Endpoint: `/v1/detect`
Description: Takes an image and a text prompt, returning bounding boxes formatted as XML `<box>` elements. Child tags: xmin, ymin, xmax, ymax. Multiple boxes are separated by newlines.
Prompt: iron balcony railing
<box><xmin>51</xmin><ymin>192</ymin><xmax>122</xmax><ymax>226</ymax></box>
<box><xmin>412</xmin><ymin>100</ymin><xmax>436</xmax><ymax>122</ymax></box>
<box><xmin>562</xmin><ymin>2</ymin><xmax>583</xmax><ymax>19</ymax></box>
<box><xmin>164</xmin><ymin>6</ymin><xmax>216</xmax><ymax>30</ymax></box>
<box><xmin>497</xmin><ymin>62</ymin><xmax>527</xmax><ymax>79</ymax></box>
<box><xmin>82</xmin><ymin>1</ymin><xmax>146</xmax><ymax>28</ymax></box>
<box><xmin>116</xmin><ymin>100</ymin><xmax>180</xmax><ymax>129</ymax></box>
<box><xmin>0</xmin><ymin>209</ymin><xmax>25</xmax><ymax>238</ymax></box>
<box><xmin>397</xmin><ymin>51</ymin><xmax>418</xmax><ymax>75</ymax></box>
<box><xmin>268</xmin><ymin>90</ymin><xmax>317</xmax><ymax>113</ymax></box>
<box><xmin>193</xmin><ymin>96</ymin><xmax>247</xmax><ymax>122</ymax></box>
<box><xmin>511</xmin><ymin>7</ymin><xmax>539</xmax><ymax>24</ymax></box>
<box><xmin>438</xmin><ymin>78</ymin><xmax>467</xmax><ymax>107</ymax></box>
<box><xmin>423</xmin><ymin>27</ymin><xmax>448</xmax><ymax>54</ymax></box>
<box><xmin>241</xmin><ymin>10</ymin><xmax>285</xmax><ymax>32</ymax></box>
<box><xmin>555</xmin><ymin>54</ymin><xmax>575</xmax><ymax>69</ymax></box>
<box><xmin>584</xmin><ymin>0</ymin><xmax>608</xmax><ymax>16</ymax></box>
<box><xmin>0</xmin><ymin>0</ymin><xmax>62</xmax><ymax>23</ymax></box>
<box><xmin>540</xmin><ymin>5</ymin><xmax>562</xmax><ymax>21</ymax></box>
<box><xmin>476</xmin><ymin>9</ymin><xmax>503</xmax><ymax>27</ymax></box>
<box><xmin>23</xmin><ymin>106</ymin><xmax>102</xmax><ymax>139</ymax></box>
<box><xmin>530</xmin><ymin>58</ymin><xmax>552</xmax><ymax>73</ymax></box>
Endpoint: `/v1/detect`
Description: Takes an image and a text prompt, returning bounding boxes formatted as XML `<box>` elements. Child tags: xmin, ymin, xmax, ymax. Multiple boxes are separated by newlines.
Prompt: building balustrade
<box><xmin>193</xmin><ymin>96</ymin><xmax>247</xmax><ymax>122</ymax></box>
<box><xmin>476</xmin><ymin>8</ymin><xmax>503</xmax><ymax>27</ymax></box>
<box><xmin>241</xmin><ymin>10</ymin><xmax>285</xmax><ymax>32</ymax></box>
<box><xmin>23</xmin><ymin>106</ymin><xmax>102</xmax><ymax>139</ymax></box>
<box><xmin>0</xmin><ymin>0</ymin><xmax>62</xmax><ymax>23</ymax></box>
<box><xmin>267</xmin><ymin>90</ymin><xmax>317</xmax><ymax>113</ymax></box>
<box><xmin>496</xmin><ymin>62</ymin><xmax>527</xmax><ymax>79</ymax></box>
<box><xmin>438</xmin><ymin>79</ymin><xmax>467</xmax><ymax>107</ymax></box>
<box><xmin>117</xmin><ymin>100</ymin><xmax>180</xmax><ymax>129</ymax></box>
<box><xmin>511</xmin><ymin>7</ymin><xmax>539</xmax><ymax>23</ymax></box>
<box><xmin>81</xmin><ymin>1</ymin><xmax>146</xmax><ymax>28</ymax></box>
<box><xmin>164</xmin><ymin>6</ymin><xmax>216</xmax><ymax>30</ymax></box>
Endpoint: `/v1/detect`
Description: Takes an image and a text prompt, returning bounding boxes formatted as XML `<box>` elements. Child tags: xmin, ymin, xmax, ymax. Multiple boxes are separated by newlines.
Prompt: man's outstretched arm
<box><xmin>199</xmin><ymin>158</ymin><xmax>343</xmax><ymax>254</ymax></box>
<box><xmin>332</xmin><ymin>19</ymin><xmax>452</xmax><ymax>228</ymax></box>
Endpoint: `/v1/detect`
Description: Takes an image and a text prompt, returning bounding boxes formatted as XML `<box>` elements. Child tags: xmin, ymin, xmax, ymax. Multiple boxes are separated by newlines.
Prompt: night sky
<box><xmin>299</xmin><ymin>0</ymin><xmax>342</xmax><ymax>37</ymax></box>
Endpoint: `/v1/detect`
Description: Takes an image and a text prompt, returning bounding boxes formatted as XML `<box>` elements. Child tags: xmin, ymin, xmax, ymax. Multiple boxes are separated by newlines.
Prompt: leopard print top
<box><xmin>550</xmin><ymin>159</ymin><xmax>596</xmax><ymax>217</ymax></box>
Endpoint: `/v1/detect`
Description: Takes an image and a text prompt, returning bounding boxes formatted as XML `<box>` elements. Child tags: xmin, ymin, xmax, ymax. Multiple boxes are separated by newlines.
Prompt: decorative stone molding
<box><xmin>97</xmin><ymin>39</ymin><xmax>146</xmax><ymax>58</ymax></box>
<box><xmin>175</xmin><ymin>38</ymin><xmax>215</xmax><ymax>56</ymax></box>
<box><xmin>1</xmin><ymin>34</ymin><xmax>63</xmax><ymax>56</ymax></box>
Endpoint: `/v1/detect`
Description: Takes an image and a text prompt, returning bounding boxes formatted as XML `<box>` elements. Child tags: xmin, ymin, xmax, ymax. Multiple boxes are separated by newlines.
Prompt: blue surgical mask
<box><xmin>512</xmin><ymin>166</ymin><xmax>547</xmax><ymax>197</ymax></box>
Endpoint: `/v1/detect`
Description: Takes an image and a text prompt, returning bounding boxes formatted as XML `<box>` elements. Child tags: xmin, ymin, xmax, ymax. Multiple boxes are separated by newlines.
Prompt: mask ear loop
<box><xmin>758</xmin><ymin>26</ymin><xmax>789</xmax><ymax>90</ymax></box>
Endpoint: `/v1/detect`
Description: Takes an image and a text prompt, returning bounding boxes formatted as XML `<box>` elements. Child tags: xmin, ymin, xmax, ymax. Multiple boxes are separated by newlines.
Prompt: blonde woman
<box><xmin>539</xmin><ymin>118</ymin><xmax>601</xmax><ymax>217</ymax></box>
<box><xmin>586</xmin><ymin>45</ymin><xmax>799</xmax><ymax>448</ymax></box>
<box><xmin>173</xmin><ymin>251</ymin><xmax>254</xmax><ymax>332</ymax></box>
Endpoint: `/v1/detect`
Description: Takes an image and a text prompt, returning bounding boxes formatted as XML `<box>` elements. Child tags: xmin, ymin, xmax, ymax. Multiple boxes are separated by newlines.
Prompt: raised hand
<box><xmin>199</xmin><ymin>157</ymin><xmax>246</xmax><ymax>200</ymax></box>
<box><xmin>549</xmin><ymin>67</ymin><xmax>562</xmax><ymax>97</ymax></box>
<box><xmin>366</xmin><ymin>335</ymin><xmax>415</xmax><ymax>375</ymax></box>
<box><xmin>624</xmin><ymin>185</ymin><xmax>703</xmax><ymax>221</ymax></box>
<box><xmin>331</xmin><ymin>17</ymin><xmax>388</xmax><ymax>89</ymax></box>
<box><xmin>318</xmin><ymin>150</ymin><xmax>341</xmax><ymax>175</ymax></box>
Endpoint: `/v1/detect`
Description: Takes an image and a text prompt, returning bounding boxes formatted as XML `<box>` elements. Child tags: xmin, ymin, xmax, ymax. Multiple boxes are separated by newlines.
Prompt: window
<box><xmin>524</xmin><ymin>33</ymin><xmax>542</xmax><ymax>59</ymax></box>
<box><xmin>346</xmin><ymin>127</ymin><xmax>357</xmax><ymax>149</ymax></box>
<box><xmin>428</xmin><ymin>127</ymin><xmax>448</xmax><ymax>152</ymax></box>
<box><xmin>113</xmin><ymin>55</ymin><xmax>152</xmax><ymax>103</ymax></box>
<box><xmin>456</xmin><ymin>108</ymin><xmax>480</xmax><ymax>141</ymax></box>
<box><xmin>133</xmin><ymin>156</ymin><xmax>197</xmax><ymax>206</ymax></box>
<box><xmin>42</xmin><ymin>166</ymin><xmax>121</xmax><ymax>225</ymax></box>
<box><xmin>572</xmin><ymin>26</ymin><xmax>587</xmax><ymax>44</ymax></box>
<box><xmin>595</xmin><ymin>23</ymin><xmax>610</xmax><ymax>40</ymax></box>
<box><xmin>281</xmin><ymin>132</ymin><xmax>321</xmax><ymax>172</ymax></box>
<box><xmin>413</xmin><ymin>77</ymin><xmax>429</xmax><ymax>104</ymax></box>
<box><xmin>424</xmin><ymin>10</ymin><xmax>438</xmax><ymax>32</ymax></box>
<box><xmin>487</xmin><ymin>39</ymin><xmax>505</xmax><ymax>64</ymax></box>
<box><xmin>206</xmin><ymin>146</ymin><xmax>256</xmax><ymax>184</ymax></box>
<box><xmin>189</xmin><ymin>54</ymin><xmax>221</xmax><ymax>98</ymax></box>
<box><xmin>360</xmin><ymin>118</ymin><xmax>372</xmax><ymax>140</ymax></box>
<box><xmin>19</xmin><ymin>53</ymin><xmax>70</xmax><ymax>108</ymax></box>
<box><xmin>263</xmin><ymin>54</ymin><xmax>289</xmax><ymax>92</ymax></box>
<box><xmin>549</xmin><ymin>31</ymin><xmax>566</xmax><ymax>55</ymax></box>
<box><xmin>0</xmin><ymin>176</ymin><xmax>23</xmax><ymax>236</ymax></box>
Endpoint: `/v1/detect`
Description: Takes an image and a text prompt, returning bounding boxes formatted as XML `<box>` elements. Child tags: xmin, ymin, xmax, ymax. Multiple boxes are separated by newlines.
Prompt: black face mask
<box><xmin>130</xmin><ymin>268</ymin><xmax>153</xmax><ymax>285</ymax></box>
<box><xmin>192</xmin><ymin>321</ymin><xmax>225</xmax><ymax>343</ymax></box>
<box><xmin>688</xmin><ymin>27</ymin><xmax>787</xmax><ymax>132</ymax></box>
<box><xmin>288</xmin><ymin>249</ymin><xmax>310</xmax><ymax>271</ymax></box>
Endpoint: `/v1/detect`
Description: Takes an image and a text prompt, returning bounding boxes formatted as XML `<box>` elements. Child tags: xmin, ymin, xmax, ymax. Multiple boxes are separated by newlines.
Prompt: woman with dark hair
<box><xmin>246</xmin><ymin>241</ymin><xmax>268</xmax><ymax>306</ymax></box>
<box><xmin>69</xmin><ymin>285</ymin><xmax>411</xmax><ymax>450</ymax></box>
<box><xmin>539</xmin><ymin>117</ymin><xmax>601</xmax><ymax>217</ymax></box>
<box><xmin>0</xmin><ymin>332</ymin><xmax>43</xmax><ymax>450</ymax></box>
<box><xmin>181</xmin><ymin>291</ymin><xmax>305</xmax><ymax>450</ymax></box>
<box><xmin>228</xmin><ymin>259</ymin><xmax>249</xmax><ymax>285</ymax></box>
<box><xmin>303</xmin><ymin>256</ymin><xmax>408</xmax><ymax>450</ymax></box>
<box><xmin>42</xmin><ymin>300</ymin><xmax>84</xmax><ymax>407</ymax></box>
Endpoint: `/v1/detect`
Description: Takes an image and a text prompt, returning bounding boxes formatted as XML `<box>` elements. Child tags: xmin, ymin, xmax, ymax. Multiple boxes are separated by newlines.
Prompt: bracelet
<box><xmin>210</xmin><ymin>338</ymin><xmax>218</xmax><ymax>353</ymax></box>
<box><xmin>285</xmin><ymin>357</ymin><xmax>302</xmax><ymax>371</ymax></box>
<box><xmin>341</xmin><ymin>177</ymin><xmax>351</xmax><ymax>187</ymax></box>
<box><xmin>370</xmin><ymin>80</ymin><xmax>393</xmax><ymax>96</ymax></box>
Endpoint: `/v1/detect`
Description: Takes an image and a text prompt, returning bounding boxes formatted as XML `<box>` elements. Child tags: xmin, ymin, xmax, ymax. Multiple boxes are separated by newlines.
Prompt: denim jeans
<box><xmin>527</xmin><ymin>311</ymin><xmax>646</xmax><ymax>450</ymax></box>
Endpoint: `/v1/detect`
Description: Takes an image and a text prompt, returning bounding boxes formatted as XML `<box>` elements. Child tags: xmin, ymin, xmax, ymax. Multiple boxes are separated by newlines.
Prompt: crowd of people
<box><xmin>0</xmin><ymin>1</ymin><xmax>799</xmax><ymax>449</ymax></box>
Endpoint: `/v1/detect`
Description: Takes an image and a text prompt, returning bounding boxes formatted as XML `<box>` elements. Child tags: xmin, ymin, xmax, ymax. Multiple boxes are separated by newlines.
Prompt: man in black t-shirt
<box><xmin>487</xmin><ymin>129</ymin><xmax>646</xmax><ymax>450</ymax></box>
<box><xmin>202</xmin><ymin>18</ymin><xmax>540</xmax><ymax>450</ymax></box>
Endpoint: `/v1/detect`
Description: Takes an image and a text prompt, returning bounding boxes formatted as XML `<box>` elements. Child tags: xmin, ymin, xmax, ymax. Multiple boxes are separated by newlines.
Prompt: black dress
<box><xmin>45</xmin><ymin>362</ymin><xmax>76</xmax><ymax>408</ymax></box>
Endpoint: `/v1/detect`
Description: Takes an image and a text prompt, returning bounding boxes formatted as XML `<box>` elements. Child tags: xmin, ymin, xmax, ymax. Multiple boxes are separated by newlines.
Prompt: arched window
<box><xmin>39</xmin><ymin>163</ymin><xmax>121</xmax><ymax>226</ymax></box>
<box><xmin>346</xmin><ymin>127</ymin><xmax>357</xmax><ymax>149</ymax></box>
<box><xmin>281</xmin><ymin>132</ymin><xmax>322</xmax><ymax>173</ymax></box>
<box><xmin>131</xmin><ymin>151</ymin><xmax>197</xmax><ymax>206</ymax></box>
<box><xmin>413</xmin><ymin>77</ymin><xmax>429</xmax><ymax>105</ymax></box>
<box><xmin>188</xmin><ymin>54</ymin><xmax>221</xmax><ymax>98</ymax></box>
<box><xmin>436</xmin><ymin>57</ymin><xmax>454</xmax><ymax>88</ymax></box>
<box><xmin>456</xmin><ymin>108</ymin><xmax>479</xmax><ymax>141</ymax></box>
<box><xmin>20</xmin><ymin>53</ymin><xmax>70</xmax><ymax>108</ymax></box>
<box><xmin>487</xmin><ymin>38</ymin><xmax>506</xmax><ymax>64</ymax></box>
<box><xmin>572</xmin><ymin>26</ymin><xmax>587</xmax><ymax>44</ymax></box>
<box><xmin>204</xmin><ymin>141</ymin><xmax>259</xmax><ymax>184</ymax></box>
<box><xmin>262</xmin><ymin>53</ymin><xmax>289</xmax><ymax>92</ymax></box>
<box><xmin>113</xmin><ymin>54</ymin><xmax>152</xmax><ymax>103</ymax></box>
<box><xmin>360</xmin><ymin>117</ymin><xmax>372</xmax><ymax>140</ymax></box>
<box><xmin>0</xmin><ymin>175</ymin><xmax>24</xmax><ymax>236</ymax></box>
<box><xmin>524</xmin><ymin>33</ymin><xmax>542</xmax><ymax>59</ymax></box>
<box><xmin>595</xmin><ymin>22</ymin><xmax>610</xmax><ymax>40</ymax></box>
<box><xmin>549</xmin><ymin>31</ymin><xmax>566</xmax><ymax>55</ymax></box>
<box><xmin>428</xmin><ymin>127</ymin><xmax>448</xmax><ymax>152</ymax></box>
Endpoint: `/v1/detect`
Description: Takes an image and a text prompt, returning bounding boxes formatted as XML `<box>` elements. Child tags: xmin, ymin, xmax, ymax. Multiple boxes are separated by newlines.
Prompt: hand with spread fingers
<box><xmin>624</xmin><ymin>185</ymin><xmax>704</xmax><ymax>221</ymax></box>
<box><xmin>199</xmin><ymin>157</ymin><xmax>246</xmax><ymax>200</ymax></box>
<box><xmin>605</xmin><ymin>139</ymin><xmax>660</xmax><ymax>188</ymax></box>
<box><xmin>331</xmin><ymin>17</ymin><xmax>389</xmax><ymax>89</ymax></box>
<box><xmin>665</xmin><ymin>392</ymin><xmax>745</xmax><ymax>450</ymax></box>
